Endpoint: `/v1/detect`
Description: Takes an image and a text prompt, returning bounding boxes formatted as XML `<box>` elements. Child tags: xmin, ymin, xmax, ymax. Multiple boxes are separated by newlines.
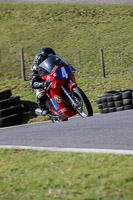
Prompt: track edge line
<box><xmin>0</xmin><ymin>145</ymin><xmax>133</xmax><ymax>155</ymax></box>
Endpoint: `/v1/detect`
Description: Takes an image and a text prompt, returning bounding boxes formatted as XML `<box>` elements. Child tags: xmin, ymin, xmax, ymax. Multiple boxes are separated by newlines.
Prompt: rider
<box><xmin>29</xmin><ymin>47</ymin><xmax>56</xmax><ymax>116</ymax></box>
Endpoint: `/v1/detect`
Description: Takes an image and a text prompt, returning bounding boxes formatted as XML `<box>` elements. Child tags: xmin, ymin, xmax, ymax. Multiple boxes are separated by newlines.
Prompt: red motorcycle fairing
<box><xmin>41</xmin><ymin>65</ymin><xmax>77</xmax><ymax>121</ymax></box>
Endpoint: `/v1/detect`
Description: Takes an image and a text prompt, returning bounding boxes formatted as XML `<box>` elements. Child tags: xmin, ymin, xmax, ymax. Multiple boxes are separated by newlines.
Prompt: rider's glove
<box><xmin>33</xmin><ymin>82</ymin><xmax>45</xmax><ymax>89</ymax></box>
<box><xmin>33</xmin><ymin>80</ymin><xmax>52</xmax><ymax>89</ymax></box>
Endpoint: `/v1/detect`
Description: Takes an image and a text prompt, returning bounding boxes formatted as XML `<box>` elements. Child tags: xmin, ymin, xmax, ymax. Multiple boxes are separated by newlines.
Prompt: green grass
<box><xmin>0</xmin><ymin>149</ymin><xmax>133</xmax><ymax>200</ymax></box>
<box><xmin>0</xmin><ymin>4</ymin><xmax>133</xmax><ymax>79</ymax></box>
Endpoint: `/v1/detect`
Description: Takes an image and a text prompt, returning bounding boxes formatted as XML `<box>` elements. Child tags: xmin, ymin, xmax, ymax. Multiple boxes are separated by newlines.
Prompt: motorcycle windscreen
<box><xmin>39</xmin><ymin>55</ymin><xmax>65</xmax><ymax>75</ymax></box>
<box><xmin>38</xmin><ymin>55</ymin><xmax>77</xmax><ymax>76</ymax></box>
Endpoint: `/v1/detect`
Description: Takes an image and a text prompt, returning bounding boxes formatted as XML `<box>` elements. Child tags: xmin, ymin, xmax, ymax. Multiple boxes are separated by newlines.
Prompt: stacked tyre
<box><xmin>96</xmin><ymin>89</ymin><xmax>133</xmax><ymax>114</ymax></box>
<box><xmin>0</xmin><ymin>90</ymin><xmax>23</xmax><ymax>127</ymax></box>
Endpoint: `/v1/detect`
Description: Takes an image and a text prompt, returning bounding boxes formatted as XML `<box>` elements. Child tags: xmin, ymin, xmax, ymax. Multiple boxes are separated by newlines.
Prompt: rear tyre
<box><xmin>72</xmin><ymin>87</ymin><xmax>93</xmax><ymax>117</ymax></box>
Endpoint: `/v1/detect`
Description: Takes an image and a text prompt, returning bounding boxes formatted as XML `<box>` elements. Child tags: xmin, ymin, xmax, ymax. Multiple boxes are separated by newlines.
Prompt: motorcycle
<box><xmin>35</xmin><ymin>55</ymin><xmax>93</xmax><ymax>123</ymax></box>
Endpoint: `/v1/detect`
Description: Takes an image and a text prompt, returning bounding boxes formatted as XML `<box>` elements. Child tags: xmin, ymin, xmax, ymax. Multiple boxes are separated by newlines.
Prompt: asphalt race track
<box><xmin>0</xmin><ymin>109</ymin><xmax>133</xmax><ymax>154</ymax></box>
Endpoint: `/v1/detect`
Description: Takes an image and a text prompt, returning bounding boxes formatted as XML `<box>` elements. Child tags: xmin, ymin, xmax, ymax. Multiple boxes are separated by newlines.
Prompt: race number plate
<box><xmin>56</xmin><ymin>66</ymin><xmax>71</xmax><ymax>80</ymax></box>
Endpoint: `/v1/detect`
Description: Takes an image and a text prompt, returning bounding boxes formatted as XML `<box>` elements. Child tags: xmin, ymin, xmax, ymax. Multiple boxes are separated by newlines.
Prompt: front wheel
<box><xmin>72</xmin><ymin>87</ymin><xmax>93</xmax><ymax>117</ymax></box>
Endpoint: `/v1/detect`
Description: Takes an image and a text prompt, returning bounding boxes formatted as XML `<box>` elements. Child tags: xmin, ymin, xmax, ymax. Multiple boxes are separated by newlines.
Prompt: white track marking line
<box><xmin>0</xmin><ymin>145</ymin><xmax>133</xmax><ymax>155</ymax></box>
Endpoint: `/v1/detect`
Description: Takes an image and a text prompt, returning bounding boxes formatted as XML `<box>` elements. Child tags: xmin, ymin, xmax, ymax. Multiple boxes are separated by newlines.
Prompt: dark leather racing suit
<box><xmin>29</xmin><ymin>53</ymin><xmax>47</xmax><ymax>110</ymax></box>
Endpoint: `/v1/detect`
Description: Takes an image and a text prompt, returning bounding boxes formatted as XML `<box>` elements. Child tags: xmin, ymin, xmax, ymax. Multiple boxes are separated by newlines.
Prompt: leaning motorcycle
<box><xmin>35</xmin><ymin>55</ymin><xmax>93</xmax><ymax>123</ymax></box>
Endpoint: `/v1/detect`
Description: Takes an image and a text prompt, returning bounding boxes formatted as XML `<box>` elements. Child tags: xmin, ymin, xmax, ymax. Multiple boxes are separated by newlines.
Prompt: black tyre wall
<box><xmin>0</xmin><ymin>113</ymin><xmax>23</xmax><ymax>127</ymax></box>
<box><xmin>0</xmin><ymin>90</ymin><xmax>12</xmax><ymax>100</ymax></box>
<box><xmin>0</xmin><ymin>90</ymin><xmax>23</xmax><ymax>127</ymax></box>
<box><xmin>0</xmin><ymin>105</ymin><xmax>22</xmax><ymax>118</ymax></box>
<box><xmin>0</xmin><ymin>96</ymin><xmax>20</xmax><ymax>109</ymax></box>
<box><xmin>96</xmin><ymin>89</ymin><xmax>133</xmax><ymax>114</ymax></box>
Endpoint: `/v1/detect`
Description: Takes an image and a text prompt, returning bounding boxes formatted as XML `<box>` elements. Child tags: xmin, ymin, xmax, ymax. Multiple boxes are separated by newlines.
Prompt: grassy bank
<box><xmin>0</xmin><ymin>149</ymin><xmax>133</xmax><ymax>200</ymax></box>
<box><xmin>0</xmin><ymin>3</ymin><xmax>133</xmax><ymax>79</ymax></box>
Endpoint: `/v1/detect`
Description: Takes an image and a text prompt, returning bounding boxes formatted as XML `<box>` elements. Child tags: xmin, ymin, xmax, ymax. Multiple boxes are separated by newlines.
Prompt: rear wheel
<box><xmin>72</xmin><ymin>87</ymin><xmax>93</xmax><ymax>117</ymax></box>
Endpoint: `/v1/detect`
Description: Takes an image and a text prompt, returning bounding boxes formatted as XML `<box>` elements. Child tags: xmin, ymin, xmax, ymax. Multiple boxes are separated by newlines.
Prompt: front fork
<box><xmin>61</xmin><ymin>86</ymin><xmax>78</xmax><ymax>109</ymax></box>
<box><xmin>61</xmin><ymin>86</ymin><xmax>86</xmax><ymax>117</ymax></box>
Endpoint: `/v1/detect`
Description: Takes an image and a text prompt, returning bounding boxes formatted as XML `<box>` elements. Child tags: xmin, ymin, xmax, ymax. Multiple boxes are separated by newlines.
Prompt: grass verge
<box><xmin>0</xmin><ymin>149</ymin><xmax>133</xmax><ymax>200</ymax></box>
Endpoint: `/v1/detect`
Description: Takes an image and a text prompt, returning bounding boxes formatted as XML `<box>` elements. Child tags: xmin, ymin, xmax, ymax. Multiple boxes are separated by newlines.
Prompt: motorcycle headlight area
<box><xmin>38</xmin><ymin>68</ymin><xmax>50</xmax><ymax>76</ymax></box>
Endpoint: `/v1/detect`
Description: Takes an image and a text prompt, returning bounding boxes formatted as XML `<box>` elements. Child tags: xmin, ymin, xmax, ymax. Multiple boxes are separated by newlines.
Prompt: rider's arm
<box><xmin>33</xmin><ymin>80</ymin><xmax>45</xmax><ymax>89</ymax></box>
<box><xmin>33</xmin><ymin>78</ymin><xmax>51</xmax><ymax>90</ymax></box>
<box><xmin>32</xmin><ymin>74</ymin><xmax>45</xmax><ymax>89</ymax></box>
<box><xmin>31</xmin><ymin>54</ymin><xmax>41</xmax><ymax>70</ymax></box>
<box><xmin>29</xmin><ymin>54</ymin><xmax>44</xmax><ymax>89</ymax></box>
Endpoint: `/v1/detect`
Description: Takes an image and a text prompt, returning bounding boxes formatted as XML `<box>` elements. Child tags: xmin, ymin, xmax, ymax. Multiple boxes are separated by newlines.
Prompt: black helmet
<box><xmin>40</xmin><ymin>47</ymin><xmax>56</xmax><ymax>57</ymax></box>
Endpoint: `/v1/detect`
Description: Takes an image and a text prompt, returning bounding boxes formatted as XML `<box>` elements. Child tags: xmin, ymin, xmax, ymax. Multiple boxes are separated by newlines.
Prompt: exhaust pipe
<box><xmin>35</xmin><ymin>108</ymin><xmax>43</xmax><ymax>116</ymax></box>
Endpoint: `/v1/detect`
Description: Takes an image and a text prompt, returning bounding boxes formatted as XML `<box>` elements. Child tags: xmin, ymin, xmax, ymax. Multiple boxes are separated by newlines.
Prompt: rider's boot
<box><xmin>38</xmin><ymin>101</ymin><xmax>49</xmax><ymax>116</ymax></box>
<box><xmin>40</xmin><ymin>105</ymin><xmax>49</xmax><ymax>116</ymax></box>
<box><xmin>36</xmin><ymin>91</ymin><xmax>49</xmax><ymax>116</ymax></box>
<box><xmin>35</xmin><ymin>107</ymin><xmax>48</xmax><ymax>116</ymax></box>
<box><xmin>41</xmin><ymin>109</ymin><xmax>48</xmax><ymax>116</ymax></box>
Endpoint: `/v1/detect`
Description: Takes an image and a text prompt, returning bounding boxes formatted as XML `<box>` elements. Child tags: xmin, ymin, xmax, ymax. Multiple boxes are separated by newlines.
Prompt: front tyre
<box><xmin>72</xmin><ymin>87</ymin><xmax>93</xmax><ymax>117</ymax></box>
